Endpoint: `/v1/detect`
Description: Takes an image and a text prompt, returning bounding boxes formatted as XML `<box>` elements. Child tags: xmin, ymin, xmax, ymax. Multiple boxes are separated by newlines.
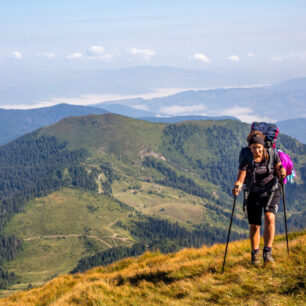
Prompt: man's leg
<box><xmin>250</xmin><ymin>224</ymin><xmax>261</xmax><ymax>250</ymax></box>
<box><xmin>264</xmin><ymin>212</ymin><xmax>275</xmax><ymax>248</ymax></box>
<box><xmin>247</xmin><ymin>192</ymin><xmax>262</xmax><ymax>265</ymax></box>
<box><xmin>263</xmin><ymin>212</ymin><xmax>275</xmax><ymax>263</ymax></box>
<box><xmin>250</xmin><ymin>224</ymin><xmax>261</xmax><ymax>265</ymax></box>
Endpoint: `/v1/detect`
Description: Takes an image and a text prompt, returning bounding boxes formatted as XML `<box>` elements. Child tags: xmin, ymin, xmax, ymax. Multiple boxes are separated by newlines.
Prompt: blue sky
<box><xmin>1</xmin><ymin>0</ymin><xmax>306</xmax><ymax>111</ymax></box>
<box><xmin>1</xmin><ymin>0</ymin><xmax>306</xmax><ymax>72</ymax></box>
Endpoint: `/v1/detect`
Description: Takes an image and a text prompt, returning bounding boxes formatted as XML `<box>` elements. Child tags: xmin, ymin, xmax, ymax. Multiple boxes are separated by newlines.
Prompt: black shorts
<box><xmin>246</xmin><ymin>188</ymin><xmax>281</xmax><ymax>226</ymax></box>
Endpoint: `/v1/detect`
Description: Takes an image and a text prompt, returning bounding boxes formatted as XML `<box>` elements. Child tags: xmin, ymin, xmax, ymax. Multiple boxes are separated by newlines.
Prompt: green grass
<box><xmin>40</xmin><ymin>114</ymin><xmax>165</xmax><ymax>160</ymax></box>
<box><xmin>1</xmin><ymin>188</ymin><xmax>134</xmax><ymax>293</ymax></box>
<box><xmin>3</xmin><ymin>188</ymin><xmax>131</xmax><ymax>238</ymax></box>
<box><xmin>112</xmin><ymin>180</ymin><xmax>206</xmax><ymax>226</ymax></box>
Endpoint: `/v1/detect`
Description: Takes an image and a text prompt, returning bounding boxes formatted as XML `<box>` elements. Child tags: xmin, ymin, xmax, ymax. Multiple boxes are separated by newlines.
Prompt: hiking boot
<box><xmin>251</xmin><ymin>251</ymin><xmax>260</xmax><ymax>266</ymax></box>
<box><xmin>263</xmin><ymin>251</ymin><xmax>275</xmax><ymax>264</ymax></box>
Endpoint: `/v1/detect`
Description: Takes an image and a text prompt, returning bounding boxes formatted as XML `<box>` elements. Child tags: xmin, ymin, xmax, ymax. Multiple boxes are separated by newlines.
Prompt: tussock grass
<box><xmin>1</xmin><ymin>231</ymin><xmax>305</xmax><ymax>305</ymax></box>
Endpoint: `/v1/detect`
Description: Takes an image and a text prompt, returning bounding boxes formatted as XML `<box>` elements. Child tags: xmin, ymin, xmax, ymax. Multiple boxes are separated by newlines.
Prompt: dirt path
<box><xmin>96</xmin><ymin>173</ymin><xmax>104</xmax><ymax>194</ymax></box>
<box><xmin>104</xmin><ymin>219</ymin><xmax>130</xmax><ymax>246</ymax></box>
<box><xmin>23</xmin><ymin>219</ymin><xmax>130</xmax><ymax>249</ymax></box>
<box><xmin>24</xmin><ymin>234</ymin><xmax>112</xmax><ymax>248</ymax></box>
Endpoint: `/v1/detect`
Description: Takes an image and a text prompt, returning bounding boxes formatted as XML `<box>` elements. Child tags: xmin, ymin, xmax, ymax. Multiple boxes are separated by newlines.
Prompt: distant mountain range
<box><xmin>0</xmin><ymin>74</ymin><xmax>305</xmax><ymax>146</ymax></box>
<box><xmin>0</xmin><ymin>66</ymin><xmax>258</xmax><ymax>107</ymax></box>
<box><xmin>0</xmin><ymin>104</ymin><xmax>107</xmax><ymax>145</ymax></box>
<box><xmin>93</xmin><ymin>77</ymin><xmax>306</xmax><ymax>123</ymax></box>
<box><xmin>139</xmin><ymin>115</ymin><xmax>238</xmax><ymax>123</ymax></box>
<box><xmin>0</xmin><ymin>102</ymin><xmax>305</xmax><ymax>146</ymax></box>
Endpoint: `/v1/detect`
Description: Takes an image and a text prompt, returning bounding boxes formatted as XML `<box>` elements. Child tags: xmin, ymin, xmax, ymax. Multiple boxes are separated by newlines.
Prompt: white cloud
<box><xmin>87</xmin><ymin>45</ymin><xmax>105</xmax><ymax>56</ymax></box>
<box><xmin>12</xmin><ymin>51</ymin><xmax>22</xmax><ymax>59</ymax></box>
<box><xmin>85</xmin><ymin>45</ymin><xmax>114</xmax><ymax>61</ymax></box>
<box><xmin>67</xmin><ymin>53</ymin><xmax>83</xmax><ymax>59</ymax></box>
<box><xmin>269</xmin><ymin>56</ymin><xmax>283</xmax><ymax>62</ymax></box>
<box><xmin>228</xmin><ymin>55</ymin><xmax>240</xmax><ymax>62</ymax></box>
<box><xmin>159</xmin><ymin>104</ymin><xmax>206</xmax><ymax>116</ymax></box>
<box><xmin>192</xmin><ymin>53</ymin><xmax>210</xmax><ymax>63</ymax></box>
<box><xmin>220</xmin><ymin>106</ymin><xmax>273</xmax><ymax>123</ymax></box>
<box><xmin>247</xmin><ymin>52</ymin><xmax>254</xmax><ymax>57</ymax></box>
<box><xmin>36</xmin><ymin>52</ymin><xmax>55</xmax><ymax>59</ymax></box>
<box><xmin>128</xmin><ymin>48</ymin><xmax>156</xmax><ymax>61</ymax></box>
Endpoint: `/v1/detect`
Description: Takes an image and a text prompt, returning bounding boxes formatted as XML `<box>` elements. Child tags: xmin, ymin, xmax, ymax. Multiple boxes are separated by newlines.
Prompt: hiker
<box><xmin>232</xmin><ymin>130</ymin><xmax>286</xmax><ymax>265</ymax></box>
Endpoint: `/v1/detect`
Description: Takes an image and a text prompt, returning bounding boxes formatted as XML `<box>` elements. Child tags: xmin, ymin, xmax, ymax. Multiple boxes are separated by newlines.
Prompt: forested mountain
<box><xmin>0</xmin><ymin>113</ymin><xmax>305</xmax><ymax>294</ymax></box>
<box><xmin>0</xmin><ymin>104</ymin><xmax>107</xmax><ymax>145</ymax></box>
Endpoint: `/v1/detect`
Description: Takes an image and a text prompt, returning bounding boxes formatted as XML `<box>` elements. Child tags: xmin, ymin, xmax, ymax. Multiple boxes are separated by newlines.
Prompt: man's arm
<box><xmin>232</xmin><ymin>170</ymin><xmax>246</xmax><ymax>196</ymax></box>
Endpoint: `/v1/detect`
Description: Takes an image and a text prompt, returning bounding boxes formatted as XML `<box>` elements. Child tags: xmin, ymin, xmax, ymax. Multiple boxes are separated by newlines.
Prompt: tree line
<box><xmin>0</xmin><ymin>133</ymin><xmax>110</xmax><ymax>288</ymax></box>
<box><xmin>142</xmin><ymin>156</ymin><xmax>212</xmax><ymax>200</ymax></box>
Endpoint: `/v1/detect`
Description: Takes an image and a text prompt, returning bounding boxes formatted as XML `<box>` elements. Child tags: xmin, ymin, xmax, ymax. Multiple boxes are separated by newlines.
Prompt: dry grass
<box><xmin>1</xmin><ymin>231</ymin><xmax>305</xmax><ymax>305</ymax></box>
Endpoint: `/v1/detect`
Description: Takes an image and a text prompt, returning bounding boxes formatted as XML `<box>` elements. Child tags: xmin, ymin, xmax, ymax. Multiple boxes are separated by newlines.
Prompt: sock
<box><xmin>263</xmin><ymin>246</ymin><xmax>272</xmax><ymax>253</ymax></box>
<box><xmin>252</xmin><ymin>249</ymin><xmax>259</xmax><ymax>254</ymax></box>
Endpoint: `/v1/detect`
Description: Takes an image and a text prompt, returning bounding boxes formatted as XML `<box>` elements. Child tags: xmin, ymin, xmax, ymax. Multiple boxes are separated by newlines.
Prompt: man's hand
<box><xmin>276</xmin><ymin>164</ymin><xmax>287</xmax><ymax>180</ymax></box>
<box><xmin>232</xmin><ymin>183</ymin><xmax>242</xmax><ymax>196</ymax></box>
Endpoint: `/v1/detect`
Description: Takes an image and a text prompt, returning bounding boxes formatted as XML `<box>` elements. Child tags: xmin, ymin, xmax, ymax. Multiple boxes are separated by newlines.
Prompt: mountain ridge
<box><xmin>0</xmin><ymin>104</ymin><xmax>107</xmax><ymax>145</ymax></box>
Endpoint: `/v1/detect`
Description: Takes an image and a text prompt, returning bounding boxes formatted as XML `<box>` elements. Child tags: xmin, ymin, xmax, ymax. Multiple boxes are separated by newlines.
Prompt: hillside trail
<box><xmin>104</xmin><ymin>218</ymin><xmax>130</xmax><ymax>247</ymax></box>
<box><xmin>23</xmin><ymin>234</ymin><xmax>112</xmax><ymax>248</ymax></box>
<box><xmin>96</xmin><ymin>173</ymin><xmax>104</xmax><ymax>194</ymax></box>
<box><xmin>23</xmin><ymin>219</ymin><xmax>129</xmax><ymax>248</ymax></box>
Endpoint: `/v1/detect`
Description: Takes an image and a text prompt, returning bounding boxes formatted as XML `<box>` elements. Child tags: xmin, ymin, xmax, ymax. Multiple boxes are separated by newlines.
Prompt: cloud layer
<box><xmin>159</xmin><ymin>104</ymin><xmax>206</xmax><ymax>116</ymax></box>
<box><xmin>220</xmin><ymin>106</ymin><xmax>273</xmax><ymax>123</ymax></box>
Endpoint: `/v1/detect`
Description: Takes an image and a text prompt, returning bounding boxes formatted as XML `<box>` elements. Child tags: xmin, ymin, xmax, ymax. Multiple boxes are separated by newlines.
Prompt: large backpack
<box><xmin>239</xmin><ymin>122</ymin><xmax>296</xmax><ymax>215</ymax></box>
<box><xmin>239</xmin><ymin>122</ymin><xmax>280</xmax><ymax>213</ymax></box>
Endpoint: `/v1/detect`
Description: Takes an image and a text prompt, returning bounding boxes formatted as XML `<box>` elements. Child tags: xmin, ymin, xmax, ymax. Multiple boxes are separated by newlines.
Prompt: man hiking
<box><xmin>232</xmin><ymin>130</ymin><xmax>286</xmax><ymax>265</ymax></box>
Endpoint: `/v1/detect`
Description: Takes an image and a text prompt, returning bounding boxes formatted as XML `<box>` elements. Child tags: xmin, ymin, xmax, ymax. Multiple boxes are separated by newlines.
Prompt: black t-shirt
<box><xmin>239</xmin><ymin>151</ymin><xmax>280</xmax><ymax>188</ymax></box>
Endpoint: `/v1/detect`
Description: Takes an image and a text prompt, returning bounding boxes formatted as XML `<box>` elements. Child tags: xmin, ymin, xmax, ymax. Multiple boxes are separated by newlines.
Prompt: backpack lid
<box><xmin>251</xmin><ymin>122</ymin><xmax>279</xmax><ymax>148</ymax></box>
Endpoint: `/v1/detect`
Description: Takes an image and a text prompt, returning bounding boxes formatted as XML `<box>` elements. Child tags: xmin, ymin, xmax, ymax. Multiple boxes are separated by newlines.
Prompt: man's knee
<box><xmin>265</xmin><ymin>212</ymin><xmax>275</xmax><ymax>225</ymax></box>
<box><xmin>250</xmin><ymin>224</ymin><xmax>260</xmax><ymax>232</ymax></box>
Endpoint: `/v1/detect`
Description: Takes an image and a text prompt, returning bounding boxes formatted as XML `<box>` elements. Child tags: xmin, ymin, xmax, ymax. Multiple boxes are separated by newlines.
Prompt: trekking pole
<box><xmin>222</xmin><ymin>195</ymin><xmax>237</xmax><ymax>274</ymax></box>
<box><xmin>281</xmin><ymin>182</ymin><xmax>289</xmax><ymax>255</ymax></box>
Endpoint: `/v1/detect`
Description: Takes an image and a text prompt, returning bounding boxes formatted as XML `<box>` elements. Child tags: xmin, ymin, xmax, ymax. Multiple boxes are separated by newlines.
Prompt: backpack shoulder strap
<box><xmin>267</xmin><ymin>147</ymin><xmax>277</xmax><ymax>174</ymax></box>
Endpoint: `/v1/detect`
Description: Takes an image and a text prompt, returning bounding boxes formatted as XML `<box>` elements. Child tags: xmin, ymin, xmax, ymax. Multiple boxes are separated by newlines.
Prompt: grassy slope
<box><xmin>1</xmin><ymin>231</ymin><xmax>305</xmax><ymax>305</ymax></box>
<box><xmin>39</xmin><ymin>114</ymin><xmax>165</xmax><ymax>158</ymax></box>
<box><xmin>1</xmin><ymin>188</ymin><xmax>133</xmax><ymax>293</ymax></box>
